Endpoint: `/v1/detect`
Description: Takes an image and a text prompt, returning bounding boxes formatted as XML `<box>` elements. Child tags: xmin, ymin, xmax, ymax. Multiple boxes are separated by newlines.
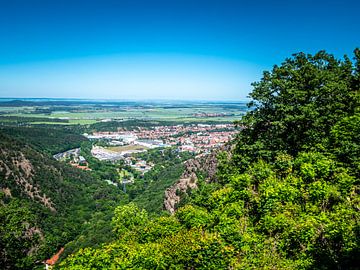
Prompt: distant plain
<box><xmin>0</xmin><ymin>99</ymin><xmax>249</xmax><ymax>125</ymax></box>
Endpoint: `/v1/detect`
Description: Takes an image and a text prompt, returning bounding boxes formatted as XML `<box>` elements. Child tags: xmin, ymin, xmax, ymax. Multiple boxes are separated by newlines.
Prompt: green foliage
<box><xmin>0</xmin><ymin>195</ymin><xmax>42</xmax><ymax>269</ymax></box>
<box><xmin>112</xmin><ymin>203</ymin><xmax>149</xmax><ymax>239</ymax></box>
<box><xmin>176</xmin><ymin>204</ymin><xmax>212</xmax><ymax>229</ymax></box>
<box><xmin>0</xmin><ymin>126</ymin><xmax>87</xmax><ymax>154</ymax></box>
<box><xmin>330</xmin><ymin>113</ymin><xmax>360</xmax><ymax>175</ymax></box>
<box><xmin>0</xmin><ymin>115</ymin><xmax>69</xmax><ymax>124</ymax></box>
<box><xmin>233</xmin><ymin>50</ymin><xmax>359</xmax><ymax>166</ymax></box>
<box><xmin>9</xmin><ymin>49</ymin><xmax>360</xmax><ymax>269</ymax></box>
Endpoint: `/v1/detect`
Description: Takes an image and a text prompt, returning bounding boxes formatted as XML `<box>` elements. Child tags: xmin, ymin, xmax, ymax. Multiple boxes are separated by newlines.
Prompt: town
<box><xmin>86</xmin><ymin>123</ymin><xmax>237</xmax><ymax>154</ymax></box>
<box><xmin>53</xmin><ymin>123</ymin><xmax>238</xmax><ymax>178</ymax></box>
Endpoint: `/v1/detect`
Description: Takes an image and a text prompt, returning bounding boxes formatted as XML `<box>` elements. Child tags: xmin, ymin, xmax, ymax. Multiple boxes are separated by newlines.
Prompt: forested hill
<box><xmin>0</xmin><ymin>126</ymin><xmax>87</xmax><ymax>154</ymax></box>
<box><xmin>0</xmin><ymin>132</ymin><xmax>126</xmax><ymax>269</ymax></box>
<box><xmin>60</xmin><ymin>49</ymin><xmax>360</xmax><ymax>269</ymax></box>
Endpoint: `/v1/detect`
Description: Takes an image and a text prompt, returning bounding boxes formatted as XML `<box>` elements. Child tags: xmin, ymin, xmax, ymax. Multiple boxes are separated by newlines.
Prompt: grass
<box><xmin>107</xmin><ymin>145</ymin><xmax>148</xmax><ymax>152</ymax></box>
<box><xmin>31</xmin><ymin>119</ymin><xmax>98</xmax><ymax>125</ymax></box>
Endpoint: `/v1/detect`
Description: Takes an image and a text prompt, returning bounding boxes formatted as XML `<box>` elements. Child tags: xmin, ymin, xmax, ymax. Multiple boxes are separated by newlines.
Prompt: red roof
<box><xmin>71</xmin><ymin>163</ymin><xmax>92</xmax><ymax>171</ymax></box>
<box><xmin>45</xmin><ymin>247</ymin><xmax>64</xmax><ymax>265</ymax></box>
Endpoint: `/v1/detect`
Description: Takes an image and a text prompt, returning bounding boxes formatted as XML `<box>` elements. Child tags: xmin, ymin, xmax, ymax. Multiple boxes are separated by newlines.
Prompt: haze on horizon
<box><xmin>0</xmin><ymin>0</ymin><xmax>359</xmax><ymax>100</ymax></box>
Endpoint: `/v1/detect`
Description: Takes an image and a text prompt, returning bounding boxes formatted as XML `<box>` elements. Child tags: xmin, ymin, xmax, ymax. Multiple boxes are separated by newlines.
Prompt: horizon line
<box><xmin>0</xmin><ymin>97</ymin><xmax>251</xmax><ymax>103</ymax></box>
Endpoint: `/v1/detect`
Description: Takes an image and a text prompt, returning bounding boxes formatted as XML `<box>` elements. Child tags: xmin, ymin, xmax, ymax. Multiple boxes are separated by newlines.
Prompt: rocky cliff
<box><xmin>164</xmin><ymin>146</ymin><xmax>231</xmax><ymax>213</ymax></box>
<box><xmin>0</xmin><ymin>149</ymin><xmax>56</xmax><ymax>211</ymax></box>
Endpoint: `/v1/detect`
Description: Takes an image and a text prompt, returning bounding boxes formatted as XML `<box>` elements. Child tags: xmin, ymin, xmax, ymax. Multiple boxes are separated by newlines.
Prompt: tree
<box><xmin>0</xmin><ymin>196</ymin><xmax>43</xmax><ymax>269</ymax></box>
<box><xmin>233</xmin><ymin>50</ymin><xmax>359</xmax><ymax>166</ymax></box>
<box><xmin>112</xmin><ymin>203</ymin><xmax>148</xmax><ymax>239</ymax></box>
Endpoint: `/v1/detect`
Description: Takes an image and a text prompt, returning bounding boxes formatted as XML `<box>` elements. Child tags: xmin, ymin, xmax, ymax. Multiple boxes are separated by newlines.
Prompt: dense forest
<box><xmin>58</xmin><ymin>50</ymin><xmax>360</xmax><ymax>269</ymax></box>
<box><xmin>0</xmin><ymin>126</ymin><xmax>87</xmax><ymax>154</ymax></box>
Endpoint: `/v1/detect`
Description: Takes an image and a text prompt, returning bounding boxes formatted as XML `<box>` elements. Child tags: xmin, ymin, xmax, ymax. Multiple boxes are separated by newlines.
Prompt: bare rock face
<box><xmin>0</xmin><ymin>150</ymin><xmax>56</xmax><ymax>212</ymax></box>
<box><xmin>164</xmin><ymin>146</ymin><xmax>231</xmax><ymax>214</ymax></box>
<box><xmin>1</xmin><ymin>187</ymin><xmax>12</xmax><ymax>197</ymax></box>
<box><xmin>164</xmin><ymin>173</ymin><xmax>198</xmax><ymax>214</ymax></box>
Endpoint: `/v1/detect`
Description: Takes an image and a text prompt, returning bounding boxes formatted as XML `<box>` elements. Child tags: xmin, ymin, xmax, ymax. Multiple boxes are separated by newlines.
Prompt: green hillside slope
<box><xmin>0</xmin><ymin>132</ymin><xmax>126</xmax><ymax>269</ymax></box>
<box><xmin>0</xmin><ymin>126</ymin><xmax>87</xmax><ymax>154</ymax></box>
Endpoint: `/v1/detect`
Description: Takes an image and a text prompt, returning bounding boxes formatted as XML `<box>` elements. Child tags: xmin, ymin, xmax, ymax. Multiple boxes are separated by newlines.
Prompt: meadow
<box><xmin>0</xmin><ymin>100</ymin><xmax>248</xmax><ymax>125</ymax></box>
<box><xmin>107</xmin><ymin>145</ymin><xmax>148</xmax><ymax>152</ymax></box>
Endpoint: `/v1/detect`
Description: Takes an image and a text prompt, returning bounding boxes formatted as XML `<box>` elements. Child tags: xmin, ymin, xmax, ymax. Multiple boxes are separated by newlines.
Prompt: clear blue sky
<box><xmin>0</xmin><ymin>0</ymin><xmax>358</xmax><ymax>100</ymax></box>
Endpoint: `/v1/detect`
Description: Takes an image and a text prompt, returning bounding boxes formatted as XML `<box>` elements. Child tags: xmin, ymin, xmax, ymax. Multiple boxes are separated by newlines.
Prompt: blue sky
<box><xmin>0</xmin><ymin>0</ymin><xmax>359</xmax><ymax>100</ymax></box>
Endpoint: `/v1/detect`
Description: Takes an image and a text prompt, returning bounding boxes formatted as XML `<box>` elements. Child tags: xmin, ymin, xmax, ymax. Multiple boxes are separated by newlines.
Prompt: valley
<box><xmin>0</xmin><ymin>100</ymin><xmax>243</xmax><ymax>269</ymax></box>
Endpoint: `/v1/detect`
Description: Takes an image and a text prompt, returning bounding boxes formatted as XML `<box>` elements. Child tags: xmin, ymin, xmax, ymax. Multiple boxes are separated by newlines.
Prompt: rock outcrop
<box><xmin>0</xmin><ymin>147</ymin><xmax>56</xmax><ymax>212</ymax></box>
<box><xmin>164</xmin><ymin>173</ymin><xmax>197</xmax><ymax>214</ymax></box>
<box><xmin>164</xmin><ymin>146</ymin><xmax>231</xmax><ymax>214</ymax></box>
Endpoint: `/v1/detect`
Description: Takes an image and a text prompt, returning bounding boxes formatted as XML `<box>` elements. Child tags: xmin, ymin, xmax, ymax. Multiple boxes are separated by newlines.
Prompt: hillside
<box><xmin>0</xmin><ymin>126</ymin><xmax>87</xmax><ymax>154</ymax></box>
<box><xmin>59</xmin><ymin>50</ymin><xmax>360</xmax><ymax>269</ymax></box>
<box><xmin>0</xmin><ymin>132</ymin><xmax>126</xmax><ymax>269</ymax></box>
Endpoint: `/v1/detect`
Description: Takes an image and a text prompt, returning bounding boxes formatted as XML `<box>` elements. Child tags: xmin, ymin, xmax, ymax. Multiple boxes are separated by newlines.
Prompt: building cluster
<box><xmin>53</xmin><ymin>124</ymin><xmax>237</xmax><ymax>187</ymax></box>
<box><xmin>84</xmin><ymin>133</ymin><xmax>137</xmax><ymax>145</ymax></box>
<box><xmin>126</xmin><ymin>157</ymin><xmax>154</xmax><ymax>174</ymax></box>
<box><xmin>53</xmin><ymin>148</ymin><xmax>91</xmax><ymax>171</ymax></box>
<box><xmin>90</xmin><ymin>145</ymin><xmax>124</xmax><ymax>161</ymax></box>
<box><xmin>54</xmin><ymin>124</ymin><xmax>236</xmax><ymax>172</ymax></box>
<box><xmin>90</xmin><ymin>146</ymin><xmax>153</xmax><ymax>174</ymax></box>
<box><xmin>117</xmin><ymin>123</ymin><xmax>237</xmax><ymax>153</ymax></box>
<box><xmin>53</xmin><ymin>148</ymin><xmax>80</xmax><ymax>161</ymax></box>
<box><xmin>86</xmin><ymin>124</ymin><xmax>237</xmax><ymax>156</ymax></box>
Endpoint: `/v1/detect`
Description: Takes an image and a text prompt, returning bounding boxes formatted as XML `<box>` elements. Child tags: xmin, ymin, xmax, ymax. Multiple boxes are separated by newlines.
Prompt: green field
<box><xmin>107</xmin><ymin>144</ymin><xmax>148</xmax><ymax>152</ymax></box>
<box><xmin>0</xmin><ymin>101</ymin><xmax>248</xmax><ymax>126</ymax></box>
<box><xmin>7</xmin><ymin>108</ymin><xmax>242</xmax><ymax>120</ymax></box>
<box><xmin>31</xmin><ymin>119</ymin><xmax>98</xmax><ymax>125</ymax></box>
